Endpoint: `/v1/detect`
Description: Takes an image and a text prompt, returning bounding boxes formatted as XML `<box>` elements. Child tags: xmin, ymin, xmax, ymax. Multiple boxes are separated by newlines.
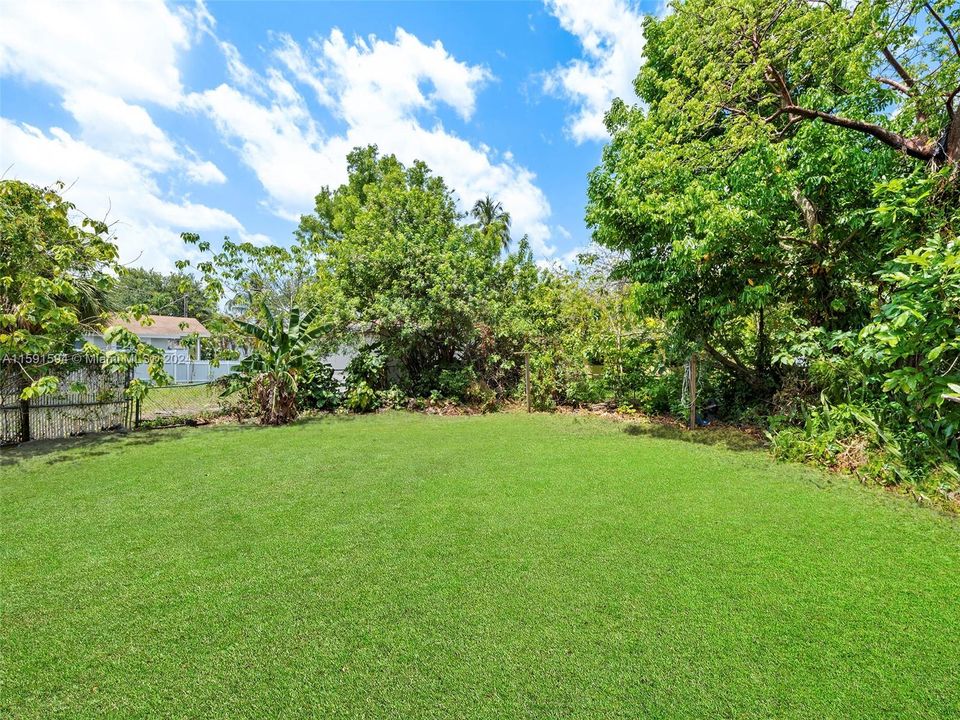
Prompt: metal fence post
<box><xmin>688</xmin><ymin>353</ymin><xmax>698</xmax><ymax>430</ymax></box>
<box><xmin>19</xmin><ymin>397</ymin><xmax>30</xmax><ymax>442</ymax></box>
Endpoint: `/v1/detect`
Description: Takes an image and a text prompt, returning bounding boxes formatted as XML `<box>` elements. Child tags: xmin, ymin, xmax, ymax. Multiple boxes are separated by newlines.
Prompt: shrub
<box><xmin>377</xmin><ymin>386</ymin><xmax>407</xmax><ymax>410</ymax></box>
<box><xmin>223</xmin><ymin>305</ymin><xmax>331</xmax><ymax>425</ymax></box>
<box><xmin>436</xmin><ymin>366</ymin><xmax>476</xmax><ymax>401</ymax></box>
<box><xmin>298</xmin><ymin>359</ymin><xmax>340</xmax><ymax>410</ymax></box>
<box><xmin>344</xmin><ymin>380</ymin><xmax>379</xmax><ymax>413</ymax></box>
<box><xmin>345</xmin><ymin>347</ymin><xmax>385</xmax><ymax>387</ymax></box>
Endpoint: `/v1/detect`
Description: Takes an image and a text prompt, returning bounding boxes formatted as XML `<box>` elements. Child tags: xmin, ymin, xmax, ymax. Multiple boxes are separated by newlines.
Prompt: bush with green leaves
<box><xmin>223</xmin><ymin>305</ymin><xmax>331</xmax><ymax>425</ymax></box>
<box><xmin>297</xmin><ymin>358</ymin><xmax>340</xmax><ymax>411</ymax></box>
<box><xmin>343</xmin><ymin>381</ymin><xmax>379</xmax><ymax>413</ymax></box>
<box><xmin>344</xmin><ymin>346</ymin><xmax>386</xmax><ymax>389</ymax></box>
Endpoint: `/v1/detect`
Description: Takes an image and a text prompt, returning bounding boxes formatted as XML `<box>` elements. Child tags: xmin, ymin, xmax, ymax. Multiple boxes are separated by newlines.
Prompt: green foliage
<box><xmin>224</xmin><ymin>304</ymin><xmax>331</xmax><ymax>424</ymax></box>
<box><xmin>298</xmin><ymin>146</ymin><xmax>507</xmax><ymax>395</ymax></box>
<box><xmin>108</xmin><ymin>267</ymin><xmax>215</xmax><ymax>323</ymax></box>
<box><xmin>587</xmin><ymin>0</ymin><xmax>960</xmax><ymax>486</ymax></box>
<box><xmin>0</xmin><ymin>180</ymin><xmax>168</xmax><ymax>398</ymax></box>
<box><xmin>470</xmin><ymin>195</ymin><xmax>512</xmax><ymax>254</ymax></box>
<box><xmin>0</xmin><ymin>180</ymin><xmax>115</xmax><ymax>355</ymax></box>
<box><xmin>859</xmin><ymin>181</ymin><xmax>959</xmax><ymax>446</ymax></box>
<box><xmin>344</xmin><ymin>346</ymin><xmax>386</xmax><ymax>389</ymax></box>
<box><xmin>377</xmin><ymin>386</ymin><xmax>407</xmax><ymax>410</ymax></box>
<box><xmin>344</xmin><ymin>381</ymin><xmax>379</xmax><ymax>413</ymax></box>
<box><xmin>297</xmin><ymin>358</ymin><xmax>341</xmax><ymax>411</ymax></box>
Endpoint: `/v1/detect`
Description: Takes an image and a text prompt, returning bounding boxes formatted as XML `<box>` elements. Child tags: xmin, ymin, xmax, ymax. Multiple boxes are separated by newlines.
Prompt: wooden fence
<box><xmin>0</xmin><ymin>366</ymin><xmax>133</xmax><ymax>445</ymax></box>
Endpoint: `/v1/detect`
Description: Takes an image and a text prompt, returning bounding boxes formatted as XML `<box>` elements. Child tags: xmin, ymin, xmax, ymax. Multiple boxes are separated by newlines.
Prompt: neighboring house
<box><xmin>83</xmin><ymin>314</ymin><xmax>210</xmax><ymax>361</ymax></box>
<box><xmin>82</xmin><ymin>315</ymin><xmax>233</xmax><ymax>383</ymax></box>
<box><xmin>82</xmin><ymin>315</ymin><xmax>369</xmax><ymax>385</ymax></box>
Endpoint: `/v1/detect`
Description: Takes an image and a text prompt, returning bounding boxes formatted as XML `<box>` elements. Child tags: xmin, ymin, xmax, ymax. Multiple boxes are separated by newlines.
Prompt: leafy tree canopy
<box><xmin>296</xmin><ymin>146</ymin><xmax>525</xmax><ymax>392</ymax></box>
<box><xmin>587</xmin><ymin>0</ymin><xmax>960</xmax><ymax>470</ymax></box>
<box><xmin>109</xmin><ymin>267</ymin><xmax>216</xmax><ymax>323</ymax></box>
<box><xmin>0</xmin><ymin>179</ymin><xmax>168</xmax><ymax>397</ymax></box>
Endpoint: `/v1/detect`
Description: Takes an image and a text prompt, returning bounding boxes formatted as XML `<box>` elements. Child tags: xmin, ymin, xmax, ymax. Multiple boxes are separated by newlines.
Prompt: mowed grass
<box><xmin>2</xmin><ymin>413</ymin><xmax>958</xmax><ymax>719</ymax></box>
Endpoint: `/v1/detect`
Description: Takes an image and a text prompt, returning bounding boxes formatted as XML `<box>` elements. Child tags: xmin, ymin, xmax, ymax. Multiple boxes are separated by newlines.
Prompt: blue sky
<box><xmin>1</xmin><ymin>0</ymin><xmax>657</xmax><ymax>270</ymax></box>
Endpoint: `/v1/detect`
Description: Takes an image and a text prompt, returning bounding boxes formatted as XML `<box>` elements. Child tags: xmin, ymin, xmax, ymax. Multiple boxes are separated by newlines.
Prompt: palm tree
<box><xmin>471</xmin><ymin>195</ymin><xmax>511</xmax><ymax>253</ymax></box>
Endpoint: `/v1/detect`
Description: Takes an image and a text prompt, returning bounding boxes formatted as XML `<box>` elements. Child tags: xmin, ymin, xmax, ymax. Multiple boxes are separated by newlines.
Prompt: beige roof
<box><xmin>110</xmin><ymin>314</ymin><xmax>211</xmax><ymax>338</ymax></box>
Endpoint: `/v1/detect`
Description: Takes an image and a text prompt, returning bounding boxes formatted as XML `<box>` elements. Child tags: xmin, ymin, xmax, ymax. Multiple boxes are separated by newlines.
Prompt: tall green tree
<box><xmin>588</xmin><ymin>0</ymin><xmax>959</xmax><ymax>471</ymax></box>
<box><xmin>0</xmin><ymin>180</ymin><xmax>166</xmax><ymax>397</ymax></box>
<box><xmin>1</xmin><ymin>180</ymin><xmax>116</xmax><ymax>361</ymax></box>
<box><xmin>638</xmin><ymin>0</ymin><xmax>960</xmax><ymax>171</ymax></box>
<box><xmin>297</xmin><ymin>146</ymin><xmax>505</xmax><ymax>392</ymax></box>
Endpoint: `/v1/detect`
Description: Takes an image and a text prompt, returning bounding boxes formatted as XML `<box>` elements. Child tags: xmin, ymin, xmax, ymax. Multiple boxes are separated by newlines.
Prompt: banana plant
<box><xmin>225</xmin><ymin>303</ymin><xmax>330</xmax><ymax>424</ymax></box>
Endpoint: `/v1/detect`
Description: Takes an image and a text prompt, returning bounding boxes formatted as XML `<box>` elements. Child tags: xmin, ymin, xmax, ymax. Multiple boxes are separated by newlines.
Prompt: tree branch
<box><xmin>876</xmin><ymin>76</ymin><xmax>913</xmax><ymax>95</ymax></box>
<box><xmin>704</xmin><ymin>341</ymin><xmax>762</xmax><ymax>388</ymax></box>
<box><xmin>947</xmin><ymin>85</ymin><xmax>959</xmax><ymax>119</ymax></box>
<box><xmin>780</xmin><ymin>105</ymin><xmax>936</xmax><ymax>160</ymax></box>
<box><xmin>881</xmin><ymin>46</ymin><xmax>917</xmax><ymax>88</ymax></box>
<box><xmin>764</xmin><ymin>65</ymin><xmax>794</xmax><ymax>106</ymax></box>
<box><xmin>925</xmin><ymin>2</ymin><xmax>960</xmax><ymax>59</ymax></box>
<box><xmin>791</xmin><ymin>189</ymin><xmax>820</xmax><ymax>235</ymax></box>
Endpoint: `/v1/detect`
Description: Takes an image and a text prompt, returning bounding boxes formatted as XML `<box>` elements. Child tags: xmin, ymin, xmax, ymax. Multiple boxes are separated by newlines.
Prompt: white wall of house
<box><xmin>82</xmin><ymin>332</ymin><xmax>205</xmax><ymax>382</ymax></box>
<box><xmin>325</xmin><ymin>346</ymin><xmax>356</xmax><ymax>383</ymax></box>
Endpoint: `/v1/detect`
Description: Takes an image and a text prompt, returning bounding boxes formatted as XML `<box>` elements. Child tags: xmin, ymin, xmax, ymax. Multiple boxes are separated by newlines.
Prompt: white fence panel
<box><xmin>134</xmin><ymin>360</ymin><xmax>242</xmax><ymax>383</ymax></box>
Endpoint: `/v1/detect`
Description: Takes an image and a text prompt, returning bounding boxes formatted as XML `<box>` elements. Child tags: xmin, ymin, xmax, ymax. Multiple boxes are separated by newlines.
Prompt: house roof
<box><xmin>110</xmin><ymin>314</ymin><xmax>211</xmax><ymax>338</ymax></box>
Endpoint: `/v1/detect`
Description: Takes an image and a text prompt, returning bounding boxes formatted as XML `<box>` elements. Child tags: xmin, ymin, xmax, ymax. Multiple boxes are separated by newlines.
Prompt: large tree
<box><xmin>589</xmin><ymin>0</ymin><xmax>958</xmax><ymax>375</ymax></box>
<box><xmin>1</xmin><ymin>180</ymin><xmax>116</xmax><ymax>360</ymax></box>
<box><xmin>296</xmin><ymin>146</ymin><xmax>505</xmax><ymax>392</ymax></box>
<box><xmin>588</xmin><ymin>0</ymin><xmax>959</xmax><ymax>461</ymax></box>
<box><xmin>108</xmin><ymin>267</ymin><xmax>215</xmax><ymax>323</ymax></box>
<box><xmin>0</xmin><ymin>180</ymin><xmax>166</xmax><ymax>397</ymax></box>
<box><xmin>639</xmin><ymin>0</ymin><xmax>960</xmax><ymax>170</ymax></box>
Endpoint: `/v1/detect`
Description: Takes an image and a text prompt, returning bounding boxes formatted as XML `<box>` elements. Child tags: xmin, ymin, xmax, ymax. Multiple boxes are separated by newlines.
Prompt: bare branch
<box><xmin>876</xmin><ymin>76</ymin><xmax>913</xmax><ymax>95</ymax></box>
<box><xmin>947</xmin><ymin>85</ymin><xmax>959</xmax><ymax>119</ymax></box>
<box><xmin>704</xmin><ymin>342</ymin><xmax>763</xmax><ymax>388</ymax></box>
<box><xmin>791</xmin><ymin>189</ymin><xmax>819</xmax><ymax>235</ymax></box>
<box><xmin>765</xmin><ymin>65</ymin><xmax>794</xmax><ymax>106</ymax></box>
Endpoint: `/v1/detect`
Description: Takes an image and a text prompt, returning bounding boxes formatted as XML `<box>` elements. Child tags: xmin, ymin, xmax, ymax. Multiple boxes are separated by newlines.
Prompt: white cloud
<box><xmin>0</xmin><ymin>0</ymin><xmax>250</xmax><ymax>271</ymax></box>
<box><xmin>0</xmin><ymin>119</ymin><xmax>242</xmax><ymax>272</ymax></box>
<box><xmin>187</xmin><ymin>82</ymin><xmax>349</xmax><ymax>220</ymax></box>
<box><xmin>191</xmin><ymin>28</ymin><xmax>556</xmax><ymax>256</ymax></box>
<box><xmin>543</xmin><ymin>0</ymin><xmax>648</xmax><ymax>143</ymax></box>
<box><xmin>0</xmin><ymin>0</ymin><xmax>192</xmax><ymax>108</ymax></box>
<box><xmin>304</xmin><ymin>28</ymin><xmax>492</xmax><ymax>123</ymax></box>
<box><xmin>62</xmin><ymin>89</ymin><xmax>226</xmax><ymax>184</ymax></box>
<box><xmin>185</xmin><ymin>160</ymin><xmax>227</xmax><ymax>185</ymax></box>
<box><xmin>2</xmin><ymin>2</ymin><xmax>558</xmax><ymax>266</ymax></box>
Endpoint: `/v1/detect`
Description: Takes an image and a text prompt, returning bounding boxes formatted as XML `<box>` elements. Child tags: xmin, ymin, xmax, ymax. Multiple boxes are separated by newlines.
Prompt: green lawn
<box><xmin>2</xmin><ymin>413</ymin><xmax>958</xmax><ymax>719</ymax></box>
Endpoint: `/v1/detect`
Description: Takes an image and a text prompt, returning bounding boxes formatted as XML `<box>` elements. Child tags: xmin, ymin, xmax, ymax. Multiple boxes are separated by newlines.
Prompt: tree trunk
<box><xmin>944</xmin><ymin>110</ymin><xmax>960</xmax><ymax>170</ymax></box>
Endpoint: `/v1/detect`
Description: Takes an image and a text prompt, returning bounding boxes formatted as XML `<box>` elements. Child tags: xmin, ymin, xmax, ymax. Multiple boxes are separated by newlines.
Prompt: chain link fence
<box><xmin>135</xmin><ymin>382</ymin><xmax>223</xmax><ymax>426</ymax></box>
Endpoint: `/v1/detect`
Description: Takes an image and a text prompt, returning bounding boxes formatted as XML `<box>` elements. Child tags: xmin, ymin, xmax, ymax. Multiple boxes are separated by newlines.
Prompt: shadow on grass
<box><xmin>0</xmin><ymin>427</ymin><xmax>194</xmax><ymax>467</ymax></box>
<box><xmin>622</xmin><ymin>421</ymin><xmax>766</xmax><ymax>453</ymax></box>
<box><xmin>0</xmin><ymin>413</ymin><xmax>360</xmax><ymax>468</ymax></box>
<box><xmin>0</xmin><ymin>423</ymin><xmax>269</xmax><ymax>467</ymax></box>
